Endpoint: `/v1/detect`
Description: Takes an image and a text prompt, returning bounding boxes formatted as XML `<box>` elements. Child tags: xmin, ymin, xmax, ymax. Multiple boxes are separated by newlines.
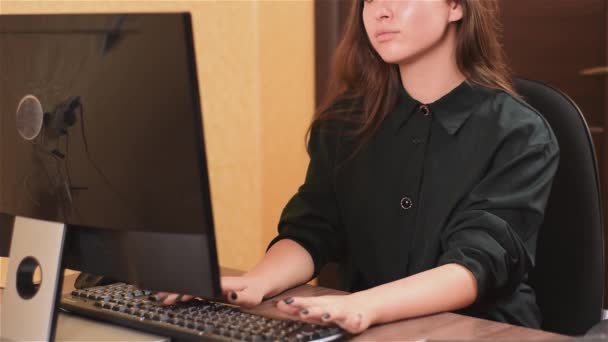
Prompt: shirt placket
<box><xmin>398</xmin><ymin>104</ymin><xmax>433</xmax><ymax>265</ymax></box>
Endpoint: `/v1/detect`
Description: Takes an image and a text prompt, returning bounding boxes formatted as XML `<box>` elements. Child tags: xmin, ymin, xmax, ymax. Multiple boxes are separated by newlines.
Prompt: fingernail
<box><xmin>230</xmin><ymin>292</ymin><xmax>238</xmax><ymax>300</ymax></box>
<box><xmin>322</xmin><ymin>313</ymin><xmax>331</xmax><ymax>320</ymax></box>
<box><xmin>300</xmin><ymin>309</ymin><xmax>309</xmax><ymax>315</ymax></box>
<box><xmin>284</xmin><ymin>297</ymin><xmax>294</xmax><ymax>304</ymax></box>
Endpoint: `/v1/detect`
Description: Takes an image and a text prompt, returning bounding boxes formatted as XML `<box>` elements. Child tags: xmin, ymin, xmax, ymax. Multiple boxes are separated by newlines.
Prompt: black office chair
<box><xmin>515</xmin><ymin>78</ymin><xmax>605</xmax><ymax>336</ymax></box>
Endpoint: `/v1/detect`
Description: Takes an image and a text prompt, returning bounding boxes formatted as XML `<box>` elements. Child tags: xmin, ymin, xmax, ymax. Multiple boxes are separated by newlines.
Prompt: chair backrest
<box><xmin>515</xmin><ymin>78</ymin><xmax>605</xmax><ymax>335</ymax></box>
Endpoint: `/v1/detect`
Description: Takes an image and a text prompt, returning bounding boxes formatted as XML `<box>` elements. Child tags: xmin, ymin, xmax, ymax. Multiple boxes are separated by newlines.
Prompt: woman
<box><xmin>166</xmin><ymin>0</ymin><xmax>559</xmax><ymax>334</ymax></box>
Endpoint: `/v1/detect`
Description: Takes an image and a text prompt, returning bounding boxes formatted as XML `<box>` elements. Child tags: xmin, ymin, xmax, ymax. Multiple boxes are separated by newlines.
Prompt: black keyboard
<box><xmin>60</xmin><ymin>283</ymin><xmax>345</xmax><ymax>342</ymax></box>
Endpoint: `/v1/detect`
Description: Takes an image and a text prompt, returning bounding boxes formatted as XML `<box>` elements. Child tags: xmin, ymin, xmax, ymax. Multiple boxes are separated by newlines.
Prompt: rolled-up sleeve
<box><xmin>267</xmin><ymin>123</ymin><xmax>345</xmax><ymax>278</ymax></box>
<box><xmin>437</xmin><ymin>131</ymin><xmax>559</xmax><ymax>303</ymax></box>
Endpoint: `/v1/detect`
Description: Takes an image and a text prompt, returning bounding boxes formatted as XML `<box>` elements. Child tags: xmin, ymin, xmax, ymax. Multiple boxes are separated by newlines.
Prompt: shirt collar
<box><xmin>393</xmin><ymin>80</ymin><xmax>482</xmax><ymax>135</ymax></box>
<box><xmin>391</xmin><ymin>84</ymin><xmax>419</xmax><ymax>131</ymax></box>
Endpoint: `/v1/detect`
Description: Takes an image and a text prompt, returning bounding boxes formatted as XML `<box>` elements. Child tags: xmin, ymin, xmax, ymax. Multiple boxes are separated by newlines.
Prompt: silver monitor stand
<box><xmin>0</xmin><ymin>217</ymin><xmax>168</xmax><ymax>342</ymax></box>
<box><xmin>1</xmin><ymin>216</ymin><xmax>66</xmax><ymax>341</ymax></box>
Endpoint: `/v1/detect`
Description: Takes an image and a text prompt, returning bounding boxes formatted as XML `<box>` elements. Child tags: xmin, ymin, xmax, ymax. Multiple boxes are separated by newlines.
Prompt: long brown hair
<box><xmin>309</xmin><ymin>0</ymin><xmax>514</xmax><ymax>157</ymax></box>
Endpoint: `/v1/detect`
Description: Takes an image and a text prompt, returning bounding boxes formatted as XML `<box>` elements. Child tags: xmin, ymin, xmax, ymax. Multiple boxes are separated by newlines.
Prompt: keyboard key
<box><xmin>324</xmin><ymin>327</ymin><xmax>341</xmax><ymax>336</ymax></box>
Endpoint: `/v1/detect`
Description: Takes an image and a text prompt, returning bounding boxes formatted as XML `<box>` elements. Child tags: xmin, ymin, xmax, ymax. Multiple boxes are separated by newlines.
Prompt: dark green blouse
<box><xmin>268</xmin><ymin>81</ymin><xmax>560</xmax><ymax>328</ymax></box>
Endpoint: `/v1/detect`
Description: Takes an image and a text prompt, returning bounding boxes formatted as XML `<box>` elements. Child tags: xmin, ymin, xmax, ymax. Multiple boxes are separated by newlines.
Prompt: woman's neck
<box><xmin>399</xmin><ymin>25</ymin><xmax>465</xmax><ymax>104</ymax></box>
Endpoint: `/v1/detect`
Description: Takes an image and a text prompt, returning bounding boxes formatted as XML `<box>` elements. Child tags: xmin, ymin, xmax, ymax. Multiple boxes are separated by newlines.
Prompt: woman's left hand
<box><xmin>275</xmin><ymin>293</ymin><xmax>376</xmax><ymax>334</ymax></box>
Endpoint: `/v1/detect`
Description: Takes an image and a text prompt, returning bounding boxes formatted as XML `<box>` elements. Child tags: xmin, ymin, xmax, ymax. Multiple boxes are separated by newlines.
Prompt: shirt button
<box><xmin>419</xmin><ymin>104</ymin><xmax>430</xmax><ymax>116</ymax></box>
<box><xmin>400</xmin><ymin>196</ymin><xmax>413</xmax><ymax>210</ymax></box>
<box><xmin>412</xmin><ymin>137</ymin><xmax>422</xmax><ymax>145</ymax></box>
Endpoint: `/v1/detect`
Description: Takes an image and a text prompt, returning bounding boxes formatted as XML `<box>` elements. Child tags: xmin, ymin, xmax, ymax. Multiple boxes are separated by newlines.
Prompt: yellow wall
<box><xmin>0</xmin><ymin>1</ymin><xmax>314</xmax><ymax>273</ymax></box>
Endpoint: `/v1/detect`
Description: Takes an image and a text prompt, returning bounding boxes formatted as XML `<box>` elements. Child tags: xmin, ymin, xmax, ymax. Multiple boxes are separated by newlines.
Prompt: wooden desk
<box><xmin>241</xmin><ymin>282</ymin><xmax>569</xmax><ymax>340</ymax></box>
<box><xmin>0</xmin><ymin>269</ymin><xmax>569</xmax><ymax>340</ymax></box>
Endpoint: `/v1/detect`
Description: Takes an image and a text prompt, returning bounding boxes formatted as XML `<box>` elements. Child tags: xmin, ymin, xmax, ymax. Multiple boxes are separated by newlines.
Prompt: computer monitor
<box><xmin>0</xmin><ymin>12</ymin><xmax>221</xmax><ymax>331</ymax></box>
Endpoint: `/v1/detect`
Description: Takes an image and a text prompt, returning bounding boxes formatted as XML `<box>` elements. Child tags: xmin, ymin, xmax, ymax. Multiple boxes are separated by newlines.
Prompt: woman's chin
<box><xmin>376</xmin><ymin>50</ymin><xmax>415</xmax><ymax>65</ymax></box>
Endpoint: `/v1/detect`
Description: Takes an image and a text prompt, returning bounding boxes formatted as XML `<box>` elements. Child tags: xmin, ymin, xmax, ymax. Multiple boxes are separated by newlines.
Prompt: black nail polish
<box><xmin>230</xmin><ymin>292</ymin><xmax>238</xmax><ymax>300</ymax></box>
<box><xmin>284</xmin><ymin>297</ymin><xmax>294</xmax><ymax>304</ymax></box>
<box><xmin>322</xmin><ymin>313</ymin><xmax>331</xmax><ymax>320</ymax></box>
<box><xmin>300</xmin><ymin>309</ymin><xmax>309</xmax><ymax>315</ymax></box>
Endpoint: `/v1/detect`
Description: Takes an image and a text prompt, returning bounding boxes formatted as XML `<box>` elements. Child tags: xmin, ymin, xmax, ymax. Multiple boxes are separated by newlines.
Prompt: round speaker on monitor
<box><xmin>16</xmin><ymin>95</ymin><xmax>44</xmax><ymax>141</ymax></box>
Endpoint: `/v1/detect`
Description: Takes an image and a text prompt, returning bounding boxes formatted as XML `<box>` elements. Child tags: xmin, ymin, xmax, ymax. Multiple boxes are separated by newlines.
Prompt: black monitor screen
<box><xmin>0</xmin><ymin>13</ymin><xmax>214</xmax><ymax>235</ymax></box>
<box><xmin>0</xmin><ymin>14</ymin><xmax>220</xmax><ymax>295</ymax></box>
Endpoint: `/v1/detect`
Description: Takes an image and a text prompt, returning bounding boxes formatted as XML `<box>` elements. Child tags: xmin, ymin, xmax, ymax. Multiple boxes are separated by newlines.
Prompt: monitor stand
<box><xmin>0</xmin><ymin>216</ymin><xmax>66</xmax><ymax>341</ymax></box>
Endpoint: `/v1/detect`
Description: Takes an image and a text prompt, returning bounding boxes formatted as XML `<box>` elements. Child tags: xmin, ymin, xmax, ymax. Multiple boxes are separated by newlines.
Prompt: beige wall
<box><xmin>0</xmin><ymin>1</ymin><xmax>314</xmax><ymax>273</ymax></box>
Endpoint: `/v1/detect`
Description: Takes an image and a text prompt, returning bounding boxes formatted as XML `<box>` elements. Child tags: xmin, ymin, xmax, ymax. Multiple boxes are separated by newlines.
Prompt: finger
<box><xmin>220</xmin><ymin>277</ymin><xmax>247</xmax><ymax>295</ymax></box>
<box><xmin>151</xmin><ymin>292</ymin><xmax>170</xmax><ymax>302</ymax></box>
<box><xmin>276</xmin><ymin>296</ymin><xmax>326</xmax><ymax>317</ymax></box>
<box><xmin>227</xmin><ymin>287</ymin><xmax>262</xmax><ymax>308</ymax></box>
<box><xmin>163</xmin><ymin>293</ymin><xmax>181</xmax><ymax>305</ymax></box>
<box><xmin>283</xmin><ymin>296</ymin><xmax>318</xmax><ymax>310</ymax></box>
<box><xmin>276</xmin><ymin>299</ymin><xmax>304</xmax><ymax>316</ymax></box>
<box><xmin>345</xmin><ymin>313</ymin><xmax>365</xmax><ymax>334</ymax></box>
<box><xmin>298</xmin><ymin>305</ymin><xmax>328</xmax><ymax>325</ymax></box>
<box><xmin>334</xmin><ymin>313</ymin><xmax>366</xmax><ymax>335</ymax></box>
<box><xmin>321</xmin><ymin>309</ymin><xmax>338</xmax><ymax>324</ymax></box>
<box><xmin>180</xmin><ymin>295</ymin><xmax>194</xmax><ymax>302</ymax></box>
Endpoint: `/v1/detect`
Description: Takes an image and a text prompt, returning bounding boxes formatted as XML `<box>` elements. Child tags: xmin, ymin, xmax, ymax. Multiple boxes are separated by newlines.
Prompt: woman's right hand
<box><xmin>155</xmin><ymin>239</ymin><xmax>313</xmax><ymax>307</ymax></box>
<box><xmin>154</xmin><ymin>275</ymin><xmax>267</xmax><ymax>308</ymax></box>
